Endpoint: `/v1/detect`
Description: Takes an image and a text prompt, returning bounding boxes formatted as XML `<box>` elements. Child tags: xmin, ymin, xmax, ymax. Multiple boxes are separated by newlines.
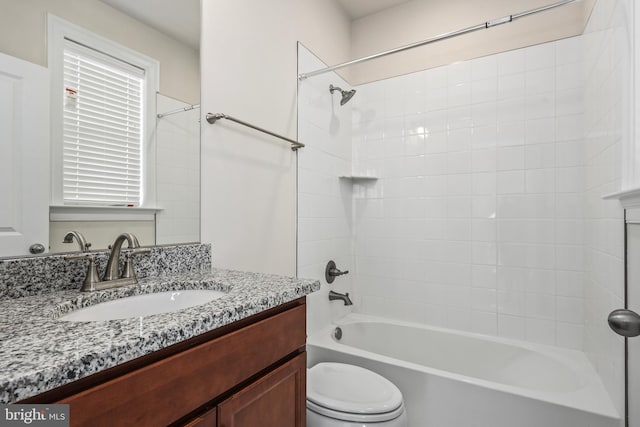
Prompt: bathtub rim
<box><xmin>307</xmin><ymin>313</ymin><xmax>620</xmax><ymax>421</ymax></box>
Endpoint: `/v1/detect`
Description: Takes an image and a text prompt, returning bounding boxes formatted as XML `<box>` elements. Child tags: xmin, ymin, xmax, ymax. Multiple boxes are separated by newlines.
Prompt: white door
<box><xmin>627</xmin><ymin>220</ymin><xmax>640</xmax><ymax>427</ymax></box>
<box><xmin>612</xmin><ymin>214</ymin><xmax>640</xmax><ymax>427</ymax></box>
<box><xmin>0</xmin><ymin>52</ymin><xmax>49</xmax><ymax>256</ymax></box>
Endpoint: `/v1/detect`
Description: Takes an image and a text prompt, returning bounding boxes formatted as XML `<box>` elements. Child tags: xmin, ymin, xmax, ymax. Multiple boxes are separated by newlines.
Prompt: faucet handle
<box><xmin>325</xmin><ymin>260</ymin><xmax>349</xmax><ymax>284</ymax></box>
<box><xmin>64</xmin><ymin>253</ymin><xmax>92</xmax><ymax>261</ymax></box>
<box><xmin>65</xmin><ymin>253</ymin><xmax>101</xmax><ymax>292</ymax></box>
<box><xmin>124</xmin><ymin>248</ymin><xmax>151</xmax><ymax>256</ymax></box>
<box><xmin>121</xmin><ymin>248</ymin><xmax>151</xmax><ymax>280</ymax></box>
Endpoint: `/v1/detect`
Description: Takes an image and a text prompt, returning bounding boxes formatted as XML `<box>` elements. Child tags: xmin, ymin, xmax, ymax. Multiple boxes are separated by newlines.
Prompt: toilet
<box><xmin>307</xmin><ymin>362</ymin><xmax>408</xmax><ymax>427</ymax></box>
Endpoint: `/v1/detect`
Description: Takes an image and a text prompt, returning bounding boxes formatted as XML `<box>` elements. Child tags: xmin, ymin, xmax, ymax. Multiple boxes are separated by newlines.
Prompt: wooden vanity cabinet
<box><xmin>185</xmin><ymin>353</ymin><xmax>305</xmax><ymax>427</ymax></box>
<box><xmin>216</xmin><ymin>353</ymin><xmax>305</xmax><ymax>427</ymax></box>
<box><xmin>22</xmin><ymin>298</ymin><xmax>307</xmax><ymax>427</ymax></box>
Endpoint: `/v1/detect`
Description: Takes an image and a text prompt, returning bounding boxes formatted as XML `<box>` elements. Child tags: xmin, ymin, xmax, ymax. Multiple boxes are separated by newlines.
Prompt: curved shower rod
<box><xmin>298</xmin><ymin>0</ymin><xmax>577</xmax><ymax>80</ymax></box>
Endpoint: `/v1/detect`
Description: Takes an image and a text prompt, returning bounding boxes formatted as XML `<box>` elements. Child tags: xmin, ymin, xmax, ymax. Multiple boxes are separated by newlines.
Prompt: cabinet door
<box><xmin>181</xmin><ymin>407</ymin><xmax>217</xmax><ymax>427</ymax></box>
<box><xmin>218</xmin><ymin>353</ymin><xmax>306</xmax><ymax>427</ymax></box>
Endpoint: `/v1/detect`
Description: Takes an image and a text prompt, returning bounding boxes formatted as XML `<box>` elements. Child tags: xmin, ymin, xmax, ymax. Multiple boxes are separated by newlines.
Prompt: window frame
<box><xmin>48</xmin><ymin>14</ymin><xmax>159</xmax><ymax>218</ymax></box>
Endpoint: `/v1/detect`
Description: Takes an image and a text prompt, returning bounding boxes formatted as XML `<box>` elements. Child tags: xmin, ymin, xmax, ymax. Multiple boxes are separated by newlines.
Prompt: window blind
<box><xmin>62</xmin><ymin>39</ymin><xmax>145</xmax><ymax>206</ymax></box>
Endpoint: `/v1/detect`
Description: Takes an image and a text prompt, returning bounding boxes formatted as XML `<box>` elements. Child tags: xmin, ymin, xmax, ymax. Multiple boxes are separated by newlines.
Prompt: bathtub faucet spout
<box><xmin>329</xmin><ymin>290</ymin><xmax>353</xmax><ymax>306</ymax></box>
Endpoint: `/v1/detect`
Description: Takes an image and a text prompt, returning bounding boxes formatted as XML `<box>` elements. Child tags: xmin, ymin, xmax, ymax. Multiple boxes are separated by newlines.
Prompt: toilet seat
<box><xmin>307</xmin><ymin>362</ymin><xmax>405</xmax><ymax>423</ymax></box>
<box><xmin>307</xmin><ymin>398</ymin><xmax>406</xmax><ymax>423</ymax></box>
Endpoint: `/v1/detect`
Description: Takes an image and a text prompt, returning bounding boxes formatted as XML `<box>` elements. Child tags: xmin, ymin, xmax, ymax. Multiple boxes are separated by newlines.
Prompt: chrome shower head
<box><xmin>329</xmin><ymin>84</ymin><xmax>356</xmax><ymax>106</ymax></box>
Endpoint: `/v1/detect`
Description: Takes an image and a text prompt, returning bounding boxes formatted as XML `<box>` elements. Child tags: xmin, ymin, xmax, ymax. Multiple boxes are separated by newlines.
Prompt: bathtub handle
<box><xmin>325</xmin><ymin>260</ymin><xmax>349</xmax><ymax>284</ymax></box>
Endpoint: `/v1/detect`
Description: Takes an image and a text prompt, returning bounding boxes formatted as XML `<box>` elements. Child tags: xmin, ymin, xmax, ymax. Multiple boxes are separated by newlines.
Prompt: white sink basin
<box><xmin>59</xmin><ymin>290</ymin><xmax>226</xmax><ymax>322</ymax></box>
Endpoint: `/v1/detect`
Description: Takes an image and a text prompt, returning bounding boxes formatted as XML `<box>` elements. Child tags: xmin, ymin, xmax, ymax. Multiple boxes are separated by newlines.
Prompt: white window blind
<box><xmin>62</xmin><ymin>39</ymin><xmax>144</xmax><ymax>206</ymax></box>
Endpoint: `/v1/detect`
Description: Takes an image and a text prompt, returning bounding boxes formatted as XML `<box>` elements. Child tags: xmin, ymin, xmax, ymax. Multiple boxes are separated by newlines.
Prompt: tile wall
<box><xmin>156</xmin><ymin>94</ymin><xmax>201</xmax><ymax>245</ymax></box>
<box><xmin>298</xmin><ymin>45</ymin><xmax>354</xmax><ymax>335</ymax></box>
<box><xmin>298</xmin><ymin>0</ymin><xmax>630</xmax><ymax>415</ymax></box>
<box><xmin>351</xmin><ymin>37</ymin><xmax>587</xmax><ymax>349</ymax></box>
<box><xmin>582</xmin><ymin>0</ymin><xmax>630</xmax><ymax>417</ymax></box>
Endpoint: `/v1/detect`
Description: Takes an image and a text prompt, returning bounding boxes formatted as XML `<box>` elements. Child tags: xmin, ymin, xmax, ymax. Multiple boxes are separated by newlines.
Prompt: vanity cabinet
<box><xmin>216</xmin><ymin>354</ymin><xmax>305</xmax><ymax>427</ymax></box>
<box><xmin>186</xmin><ymin>354</ymin><xmax>305</xmax><ymax>427</ymax></box>
<box><xmin>22</xmin><ymin>298</ymin><xmax>307</xmax><ymax>427</ymax></box>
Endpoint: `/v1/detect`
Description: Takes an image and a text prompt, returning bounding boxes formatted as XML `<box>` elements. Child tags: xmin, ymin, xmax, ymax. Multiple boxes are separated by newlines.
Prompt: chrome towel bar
<box><xmin>206</xmin><ymin>113</ymin><xmax>305</xmax><ymax>151</ymax></box>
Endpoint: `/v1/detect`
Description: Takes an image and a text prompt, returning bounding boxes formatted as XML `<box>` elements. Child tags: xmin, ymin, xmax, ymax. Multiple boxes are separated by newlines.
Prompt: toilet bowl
<box><xmin>306</xmin><ymin>362</ymin><xmax>408</xmax><ymax>427</ymax></box>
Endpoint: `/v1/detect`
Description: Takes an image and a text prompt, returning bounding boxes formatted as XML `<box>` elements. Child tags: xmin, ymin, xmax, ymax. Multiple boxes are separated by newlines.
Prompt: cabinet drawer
<box><xmin>59</xmin><ymin>304</ymin><xmax>306</xmax><ymax>426</ymax></box>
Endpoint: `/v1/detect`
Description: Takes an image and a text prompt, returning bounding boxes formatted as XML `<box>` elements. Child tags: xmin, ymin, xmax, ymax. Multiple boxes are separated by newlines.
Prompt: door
<box><xmin>609</xmin><ymin>211</ymin><xmax>640</xmax><ymax>427</ymax></box>
<box><xmin>625</xmin><ymin>217</ymin><xmax>640</xmax><ymax>427</ymax></box>
<box><xmin>217</xmin><ymin>353</ymin><xmax>306</xmax><ymax>427</ymax></box>
<box><xmin>0</xmin><ymin>52</ymin><xmax>49</xmax><ymax>256</ymax></box>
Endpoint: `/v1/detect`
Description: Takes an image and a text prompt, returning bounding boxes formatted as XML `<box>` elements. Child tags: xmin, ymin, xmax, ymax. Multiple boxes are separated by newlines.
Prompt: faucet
<box><xmin>66</xmin><ymin>232</ymin><xmax>150</xmax><ymax>292</ymax></box>
<box><xmin>103</xmin><ymin>233</ymin><xmax>141</xmax><ymax>281</ymax></box>
<box><xmin>62</xmin><ymin>231</ymin><xmax>91</xmax><ymax>252</ymax></box>
<box><xmin>329</xmin><ymin>290</ymin><xmax>353</xmax><ymax>306</ymax></box>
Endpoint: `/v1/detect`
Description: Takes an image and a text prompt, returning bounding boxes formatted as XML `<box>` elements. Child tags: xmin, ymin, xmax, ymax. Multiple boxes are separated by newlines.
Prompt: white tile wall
<box><xmin>156</xmin><ymin>94</ymin><xmax>200</xmax><ymax>244</ymax></box>
<box><xmin>352</xmin><ymin>37</ymin><xmax>587</xmax><ymax>348</ymax></box>
<box><xmin>298</xmin><ymin>1</ymin><xmax>629</xmax><ymax>417</ymax></box>
<box><xmin>298</xmin><ymin>45</ymin><xmax>354</xmax><ymax>335</ymax></box>
<box><xmin>582</xmin><ymin>0</ymin><xmax>629</xmax><ymax>418</ymax></box>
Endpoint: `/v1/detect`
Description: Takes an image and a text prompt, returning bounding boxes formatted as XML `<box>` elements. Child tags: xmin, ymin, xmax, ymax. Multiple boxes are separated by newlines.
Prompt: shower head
<box><xmin>329</xmin><ymin>84</ymin><xmax>356</xmax><ymax>106</ymax></box>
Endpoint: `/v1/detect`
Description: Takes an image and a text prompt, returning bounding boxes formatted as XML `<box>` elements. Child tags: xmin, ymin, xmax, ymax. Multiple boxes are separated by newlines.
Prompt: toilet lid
<box><xmin>307</xmin><ymin>363</ymin><xmax>404</xmax><ymax>415</ymax></box>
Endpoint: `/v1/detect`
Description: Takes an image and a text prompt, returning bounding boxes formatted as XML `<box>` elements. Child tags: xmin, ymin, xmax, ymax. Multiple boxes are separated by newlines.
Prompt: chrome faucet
<box><xmin>62</xmin><ymin>231</ymin><xmax>91</xmax><ymax>252</ymax></box>
<box><xmin>103</xmin><ymin>233</ymin><xmax>141</xmax><ymax>281</ymax></box>
<box><xmin>65</xmin><ymin>232</ymin><xmax>150</xmax><ymax>292</ymax></box>
<box><xmin>329</xmin><ymin>290</ymin><xmax>353</xmax><ymax>306</ymax></box>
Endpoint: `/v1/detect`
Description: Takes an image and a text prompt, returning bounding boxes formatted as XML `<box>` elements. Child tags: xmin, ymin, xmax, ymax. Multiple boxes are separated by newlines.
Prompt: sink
<box><xmin>59</xmin><ymin>290</ymin><xmax>226</xmax><ymax>322</ymax></box>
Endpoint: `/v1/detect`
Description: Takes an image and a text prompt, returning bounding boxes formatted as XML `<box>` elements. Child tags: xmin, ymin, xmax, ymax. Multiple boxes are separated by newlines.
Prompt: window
<box><xmin>48</xmin><ymin>15</ymin><xmax>158</xmax><ymax>212</ymax></box>
<box><xmin>63</xmin><ymin>40</ymin><xmax>144</xmax><ymax>205</ymax></box>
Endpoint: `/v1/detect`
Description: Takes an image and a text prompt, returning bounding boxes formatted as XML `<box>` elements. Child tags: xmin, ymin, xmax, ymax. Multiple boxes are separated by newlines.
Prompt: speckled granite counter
<box><xmin>0</xmin><ymin>255</ymin><xmax>319</xmax><ymax>403</ymax></box>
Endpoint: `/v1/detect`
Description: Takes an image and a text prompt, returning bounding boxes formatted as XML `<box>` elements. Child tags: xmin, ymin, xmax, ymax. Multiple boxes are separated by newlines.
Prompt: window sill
<box><xmin>50</xmin><ymin>205</ymin><xmax>162</xmax><ymax>222</ymax></box>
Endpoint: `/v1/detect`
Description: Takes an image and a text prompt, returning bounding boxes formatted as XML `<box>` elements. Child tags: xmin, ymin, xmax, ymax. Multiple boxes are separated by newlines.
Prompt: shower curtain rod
<box><xmin>298</xmin><ymin>0</ymin><xmax>577</xmax><ymax>80</ymax></box>
<box><xmin>157</xmin><ymin>104</ymin><xmax>200</xmax><ymax>119</ymax></box>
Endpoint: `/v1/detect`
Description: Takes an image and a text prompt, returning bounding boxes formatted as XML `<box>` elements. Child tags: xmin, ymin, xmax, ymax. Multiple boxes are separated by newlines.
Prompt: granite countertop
<box><xmin>0</xmin><ymin>268</ymin><xmax>320</xmax><ymax>403</ymax></box>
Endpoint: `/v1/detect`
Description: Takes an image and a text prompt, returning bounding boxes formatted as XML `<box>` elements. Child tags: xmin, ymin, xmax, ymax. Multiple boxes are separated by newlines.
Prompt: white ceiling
<box><xmin>98</xmin><ymin>0</ymin><xmax>200</xmax><ymax>50</ymax></box>
<box><xmin>336</xmin><ymin>0</ymin><xmax>413</xmax><ymax>20</ymax></box>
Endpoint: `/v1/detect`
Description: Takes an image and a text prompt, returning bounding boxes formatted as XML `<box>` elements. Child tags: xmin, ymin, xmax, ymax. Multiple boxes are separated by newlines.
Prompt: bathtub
<box><xmin>306</xmin><ymin>314</ymin><xmax>620</xmax><ymax>427</ymax></box>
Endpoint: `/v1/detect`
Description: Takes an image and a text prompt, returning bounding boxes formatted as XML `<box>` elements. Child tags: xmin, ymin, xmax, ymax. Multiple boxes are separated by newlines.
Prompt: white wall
<box><xmin>49</xmin><ymin>221</ymin><xmax>155</xmax><ymax>252</ymax></box>
<box><xmin>298</xmin><ymin>45</ymin><xmax>355</xmax><ymax>335</ymax></box>
<box><xmin>582</xmin><ymin>0</ymin><xmax>630</xmax><ymax>419</ymax></box>
<box><xmin>350</xmin><ymin>37</ymin><xmax>587</xmax><ymax>349</ymax></box>
<box><xmin>155</xmin><ymin>94</ymin><xmax>200</xmax><ymax>245</ymax></box>
<box><xmin>349</xmin><ymin>0</ymin><xmax>594</xmax><ymax>85</ymax></box>
<box><xmin>200</xmin><ymin>0</ymin><xmax>351</xmax><ymax>275</ymax></box>
<box><xmin>0</xmin><ymin>0</ymin><xmax>199</xmax><ymax>104</ymax></box>
<box><xmin>0</xmin><ymin>0</ymin><xmax>201</xmax><ymax>254</ymax></box>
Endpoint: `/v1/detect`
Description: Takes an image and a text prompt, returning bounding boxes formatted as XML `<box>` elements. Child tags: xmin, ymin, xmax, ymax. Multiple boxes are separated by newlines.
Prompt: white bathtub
<box><xmin>307</xmin><ymin>314</ymin><xmax>620</xmax><ymax>427</ymax></box>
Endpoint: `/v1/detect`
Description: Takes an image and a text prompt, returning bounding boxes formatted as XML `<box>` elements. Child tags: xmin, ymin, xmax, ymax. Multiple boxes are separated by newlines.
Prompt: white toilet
<box><xmin>306</xmin><ymin>362</ymin><xmax>408</xmax><ymax>427</ymax></box>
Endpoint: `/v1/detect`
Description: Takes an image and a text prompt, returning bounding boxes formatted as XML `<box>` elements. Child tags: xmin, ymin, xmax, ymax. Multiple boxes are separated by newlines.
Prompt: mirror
<box><xmin>0</xmin><ymin>0</ymin><xmax>200</xmax><ymax>255</ymax></box>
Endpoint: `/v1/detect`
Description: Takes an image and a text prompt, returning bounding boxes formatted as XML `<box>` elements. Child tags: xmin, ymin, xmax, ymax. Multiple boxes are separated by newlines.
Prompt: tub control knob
<box><xmin>608</xmin><ymin>309</ymin><xmax>640</xmax><ymax>337</ymax></box>
<box><xmin>325</xmin><ymin>260</ymin><xmax>349</xmax><ymax>284</ymax></box>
